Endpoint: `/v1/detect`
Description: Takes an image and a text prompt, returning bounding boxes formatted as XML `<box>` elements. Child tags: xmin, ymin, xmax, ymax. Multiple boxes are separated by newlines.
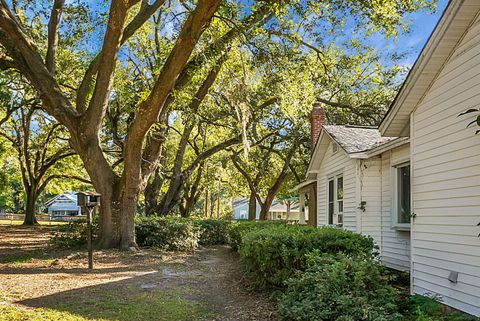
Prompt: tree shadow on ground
<box><xmin>17</xmin><ymin>269</ymin><xmax>214</xmax><ymax>321</ymax></box>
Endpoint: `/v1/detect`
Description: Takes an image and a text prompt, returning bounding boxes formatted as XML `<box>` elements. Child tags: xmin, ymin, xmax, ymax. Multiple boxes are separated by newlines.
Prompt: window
<box><xmin>332</xmin><ymin>143</ymin><xmax>338</xmax><ymax>154</ymax></box>
<box><xmin>337</xmin><ymin>176</ymin><xmax>343</xmax><ymax>225</ymax></box>
<box><xmin>328</xmin><ymin>174</ymin><xmax>343</xmax><ymax>226</ymax></box>
<box><xmin>394</xmin><ymin>163</ymin><xmax>411</xmax><ymax>225</ymax></box>
<box><xmin>328</xmin><ymin>179</ymin><xmax>334</xmax><ymax>224</ymax></box>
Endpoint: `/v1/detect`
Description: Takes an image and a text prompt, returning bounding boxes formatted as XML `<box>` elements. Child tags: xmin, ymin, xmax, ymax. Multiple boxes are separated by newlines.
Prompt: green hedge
<box><xmin>50</xmin><ymin>216</ymin><xmax>232</xmax><ymax>251</ymax></box>
<box><xmin>277</xmin><ymin>254</ymin><xmax>402</xmax><ymax>321</ymax></box>
<box><xmin>238</xmin><ymin>224</ymin><xmax>376</xmax><ymax>288</ymax></box>
<box><xmin>135</xmin><ymin>216</ymin><xmax>200</xmax><ymax>251</ymax></box>
<box><xmin>228</xmin><ymin>220</ymin><xmax>285</xmax><ymax>251</ymax></box>
<box><xmin>193</xmin><ymin>219</ymin><xmax>231</xmax><ymax>246</ymax></box>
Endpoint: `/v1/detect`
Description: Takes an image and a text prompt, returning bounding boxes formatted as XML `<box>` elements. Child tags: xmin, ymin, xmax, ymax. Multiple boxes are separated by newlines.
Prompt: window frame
<box><xmin>391</xmin><ymin>161</ymin><xmax>411</xmax><ymax>230</ymax></box>
<box><xmin>327</xmin><ymin>172</ymin><xmax>344</xmax><ymax>227</ymax></box>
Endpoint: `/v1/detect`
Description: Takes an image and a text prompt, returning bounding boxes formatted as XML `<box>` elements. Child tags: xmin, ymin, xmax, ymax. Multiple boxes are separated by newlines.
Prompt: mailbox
<box><xmin>77</xmin><ymin>192</ymin><xmax>101</xmax><ymax>208</ymax></box>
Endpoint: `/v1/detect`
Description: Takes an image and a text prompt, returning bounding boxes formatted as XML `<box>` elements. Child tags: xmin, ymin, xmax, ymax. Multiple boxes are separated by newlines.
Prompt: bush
<box><xmin>228</xmin><ymin>220</ymin><xmax>284</xmax><ymax>251</ymax></box>
<box><xmin>50</xmin><ymin>219</ymin><xmax>98</xmax><ymax>248</ymax></box>
<box><xmin>193</xmin><ymin>219</ymin><xmax>231</xmax><ymax>245</ymax></box>
<box><xmin>135</xmin><ymin>216</ymin><xmax>200</xmax><ymax>251</ymax></box>
<box><xmin>277</xmin><ymin>254</ymin><xmax>402</xmax><ymax>321</ymax></box>
<box><xmin>403</xmin><ymin>295</ymin><xmax>479</xmax><ymax>321</ymax></box>
<box><xmin>239</xmin><ymin>225</ymin><xmax>376</xmax><ymax>288</ymax></box>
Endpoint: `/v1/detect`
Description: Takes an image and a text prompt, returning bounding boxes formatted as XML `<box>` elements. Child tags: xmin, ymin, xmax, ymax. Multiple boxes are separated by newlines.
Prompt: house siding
<box><xmin>316</xmin><ymin>140</ymin><xmax>357</xmax><ymax>231</ymax></box>
<box><xmin>355</xmin><ymin>144</ymin><xmax>411</xmax><ymax>272</ymax></box>
<box><xmin>380</xmin><ymin>145</ymin><xmax>411</xmax><ymax>272</ymax></box>
<box><xmin>411</xmin><ymin>15</ymin><xmax>480</xmax><ymax>316</ymax></box>
<box><xmin>358</xmin><ymin>158</ymin><xmax>382</xmax><ymax>245</ymax></box>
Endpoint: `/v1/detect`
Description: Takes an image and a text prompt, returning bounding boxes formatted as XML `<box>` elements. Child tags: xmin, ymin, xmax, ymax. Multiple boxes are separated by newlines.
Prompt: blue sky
<box><xmin>395</xmin><ymin>0</ymin><xmax>448</xmax><ymax>67</ymax></box>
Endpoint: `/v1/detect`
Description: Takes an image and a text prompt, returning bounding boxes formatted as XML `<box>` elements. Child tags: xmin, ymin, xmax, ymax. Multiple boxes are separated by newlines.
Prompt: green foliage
<box><xmin>277</xmin><ymin>254</ymin><xmax>402</xmax><ymax>321</ymax></box>
<box><xmin>227</xmin><ymin>220</ymin><xmax>285</xmax><ymax>251</ymax></box>
<box><xmin>193</xmin><ymin>219</ymin><xmax>231</xmax><ymax>246</ymax></box>
<box><xmin>135</xmin><ymin>216</ymin><xmax>200</xmax><ymax>251</ymax></box>
<box><xmin>238</xmin><ymin>225</ymin><xmax>376</xmax><ymax>288</ymax></box>
<box><xmin>49</xmin><ymin>219</ymin><xmax>98</xmax><ymax>249</ymax></box>
<box><xmin>404</xmin><ymin>295</ymin><xmax>479</xmax><ymax>321</ymax></box>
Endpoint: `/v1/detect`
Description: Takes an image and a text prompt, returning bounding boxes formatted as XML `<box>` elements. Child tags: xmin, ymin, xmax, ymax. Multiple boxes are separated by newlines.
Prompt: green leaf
<box><xmin>458</xmin><ymin>108</ymin><xmax>479</xmax><ymax>117</ymax></box>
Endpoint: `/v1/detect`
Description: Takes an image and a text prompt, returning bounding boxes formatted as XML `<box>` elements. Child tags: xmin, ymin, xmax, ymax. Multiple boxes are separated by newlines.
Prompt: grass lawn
<box><xmin>0</xmin><ymin>289</ymin><xmax>212</xmax><ymax>321</ymax></box>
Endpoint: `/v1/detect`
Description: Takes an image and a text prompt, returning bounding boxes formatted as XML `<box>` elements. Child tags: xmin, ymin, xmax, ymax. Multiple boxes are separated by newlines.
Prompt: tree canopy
<box><xmin>0</xmin><ymin>0</ymin><xmax>437</xmax><ymax>247</ymax></box>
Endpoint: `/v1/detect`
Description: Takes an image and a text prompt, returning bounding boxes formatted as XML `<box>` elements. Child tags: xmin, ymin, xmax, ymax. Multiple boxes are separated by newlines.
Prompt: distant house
<box><xmin>44</xmin><ymin>192</ymin><xmax>82</xmax><ymax>217</ymax></box>
<box><xmin>232</xmin><ymin>197</ymin><xmax>302</xmax><ymax>221</ymax></box>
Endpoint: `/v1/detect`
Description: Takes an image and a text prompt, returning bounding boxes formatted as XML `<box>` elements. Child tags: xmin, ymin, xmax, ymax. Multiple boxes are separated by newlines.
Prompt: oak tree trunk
<box><xmin>23</xmin><ymin>189</ymin><xmax>38</xmax><ymax>225</ymax></box>
<box><xmin>248</xmin><ymin>192</ymin><xmax>257</xmax><ymax>220</ymax></box>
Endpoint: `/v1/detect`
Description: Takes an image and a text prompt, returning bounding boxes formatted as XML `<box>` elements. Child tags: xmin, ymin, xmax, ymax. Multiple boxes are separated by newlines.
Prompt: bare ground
<box><xmin>0</xmin><ymin>225</ymin><xmax>277</xmax><ymax>321</ymax></box>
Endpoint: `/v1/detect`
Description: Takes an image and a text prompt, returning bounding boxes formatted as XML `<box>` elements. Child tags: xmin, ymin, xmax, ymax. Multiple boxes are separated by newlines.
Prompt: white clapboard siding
<box><xmin>411</xmin><ymin>14</ymin><xmax>480</xmax><ymax>316</ymax></box>
<box><xmin>316</xmin><ymin>140</ymin><xmax>357</xmax><ymax>231</ymax></box>
<box><xmin>314</xmin><ymin>135</ymin><xmax>412</xmax><ymax>272</ymax></box>
<box><xmin>380</xmin><ymin>144</ymin><xmax>411</xmax><ymax>272</ymax></box>
<box><xmin>358</xmin><ymin>158</ymin><xmax>382</xmax><ymax>245</ymax></box>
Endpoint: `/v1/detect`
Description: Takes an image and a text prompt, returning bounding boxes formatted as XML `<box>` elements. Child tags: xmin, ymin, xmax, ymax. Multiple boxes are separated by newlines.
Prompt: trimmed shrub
<box><xmin>239</xmin><ymin>225</ymin><xmax>376</xmax><ymax>288</ymax></box>
<box><xmin>193</xmin><ymin>219</ymin><xmax>231</xmax><ymax>245</ymax></box>
<box><xmin>277</xmin><ymin>254</ymin><xmax>402</xmax><ymax>321</ymax></box>
<box><xmin>135</xmin><ymin>216</ymin><xmax>200</xmax><ymax>251</ymax></box>
<box><xmin>49</xmin><ymin>219</ymin><xmax>98</xmax><ymax>248</ymax></box>
<box><xmin>228</xmin><ymin>220</ymin><xmax>285</xmax><ymax>251</ymax></box>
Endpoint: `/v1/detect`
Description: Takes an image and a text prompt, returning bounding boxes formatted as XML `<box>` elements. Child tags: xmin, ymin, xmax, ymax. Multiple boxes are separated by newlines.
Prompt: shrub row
<box><xmin>238</xmin><ymin>224</ymin><xmax>376</xmax><ymax>288</ymax></box>
<box><xmin>50</xmin><ymin>216</ymin><xmax>233</xmax><ymax>251</ymax></box>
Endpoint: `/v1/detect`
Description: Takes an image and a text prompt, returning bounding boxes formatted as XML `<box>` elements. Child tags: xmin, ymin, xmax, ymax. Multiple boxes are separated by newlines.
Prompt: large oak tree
<box><xmin>0</xmin><ymin>0</ymin><xmax>436</xmax><ymax>248</ymax></box>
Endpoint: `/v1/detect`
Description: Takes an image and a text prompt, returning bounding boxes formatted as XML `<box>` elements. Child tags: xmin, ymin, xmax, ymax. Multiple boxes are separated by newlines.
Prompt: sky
<box><xmin>394</xmin><ymin>0</ymin><xmax>449</xmax><ymax>68</ymax></box>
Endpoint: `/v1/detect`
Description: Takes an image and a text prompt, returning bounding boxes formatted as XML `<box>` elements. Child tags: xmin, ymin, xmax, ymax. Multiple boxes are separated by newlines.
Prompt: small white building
<box><xmin>44</xmin><ymin>192</ymin><xmax>81</xmax><ymax>217</ymax></box>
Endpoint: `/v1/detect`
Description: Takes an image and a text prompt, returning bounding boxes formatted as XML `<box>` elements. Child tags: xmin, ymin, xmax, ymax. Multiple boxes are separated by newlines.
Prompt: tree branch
<box><xmin>82</xmin><ymin>0</ymin><xmax>139</xmax><ymax>134</ymax></box>
<box><xmin>76</xmin><ymin>0</ymin><xmax>165</xmax><ymax>112</ymax></box>
<box><xmin>45</xmin><ymin>0</ymin><xmax>64</xmax><ymax>74</ymax></box>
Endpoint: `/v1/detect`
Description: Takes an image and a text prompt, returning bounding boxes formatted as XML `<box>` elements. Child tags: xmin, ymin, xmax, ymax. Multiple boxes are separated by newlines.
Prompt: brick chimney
<box><xmin>311</xmin><ymin>102</ymin><xmax>325</xmax><ymax>151</ymax></box>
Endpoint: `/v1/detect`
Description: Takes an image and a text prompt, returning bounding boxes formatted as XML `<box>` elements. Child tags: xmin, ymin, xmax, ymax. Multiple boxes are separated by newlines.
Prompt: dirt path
<box><xmin>0</xmin><ymin>226</ymin><xmax>277</xmax><ymax>321</ymax></box>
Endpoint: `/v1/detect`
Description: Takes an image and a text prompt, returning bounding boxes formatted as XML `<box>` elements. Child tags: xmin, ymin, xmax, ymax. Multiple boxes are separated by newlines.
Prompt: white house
<box><xmin>232</xmin><ymin>197</ymin><xmax>302</xmax><ymax>221</ymax></box>
<box><xmin>44</xmin><ymin>192</ymin><xmax>82</xmax><ymax>217</ymax></box>
<box><xmin>299</xmin><ymin>0</ymin><xmax>480</xmax><ymax>316</ymax></box>
<box><xmin>380</xmin><ymin>0</ymin><xmax>480</xmax><ymax>315</ymax></box>
<box><xmin>299</xmin><ymin>122</ymin><xmax>412</xmax><ymax>271</ymax></box>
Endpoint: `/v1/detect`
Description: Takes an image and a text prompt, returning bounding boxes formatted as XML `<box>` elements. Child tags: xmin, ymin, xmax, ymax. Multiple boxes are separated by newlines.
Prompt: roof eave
<box><xmin>380</xmin><ymin>0</ymin><xmax>480</xmax><ymax>136</ymax></box>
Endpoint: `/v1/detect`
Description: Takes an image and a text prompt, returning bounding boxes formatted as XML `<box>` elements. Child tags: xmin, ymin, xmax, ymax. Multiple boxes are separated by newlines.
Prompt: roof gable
<box><xmin>380</xmin><ymin>0</ymin><xmax>480</xmax><ymax>136</ymax></box>
<box><xmin>307</xmin><ymin>125</ymin><xmax>403</xmax><ymax>175</ymax></box>
<box><xmin>323</xmin><ymin>125</ymin><xmax>398</xmax><ymax>154</ymax></box>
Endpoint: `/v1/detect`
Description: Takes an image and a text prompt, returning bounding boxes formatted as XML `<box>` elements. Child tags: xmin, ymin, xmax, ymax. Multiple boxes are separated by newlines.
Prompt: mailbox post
<box><xmin>77</xmin><ymin>192</ymin><xmax>101</xmax><ymax>270</ymax></box>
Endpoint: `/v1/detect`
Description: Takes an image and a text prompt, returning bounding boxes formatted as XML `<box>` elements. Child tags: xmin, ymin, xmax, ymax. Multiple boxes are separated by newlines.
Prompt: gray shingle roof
<box><xmin>323</xmin><ymin>125</ymin><xmax>398</xmax><ymax>154</ymax></box>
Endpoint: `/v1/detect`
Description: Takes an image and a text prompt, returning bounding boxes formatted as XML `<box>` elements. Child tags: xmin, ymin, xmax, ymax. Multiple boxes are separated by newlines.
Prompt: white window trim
<box><xmin>391</xmin><ymin>160</ymin><xmax>411</xmax><ymax>230</ymax></box>
<box><xmin>327</xmin><ymin>172</ymin><xmax>343</xmax><ymax>227</ymax></box>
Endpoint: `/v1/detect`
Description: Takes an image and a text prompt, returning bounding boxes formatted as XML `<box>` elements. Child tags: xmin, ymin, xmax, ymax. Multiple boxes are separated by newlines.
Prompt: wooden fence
<box><xmin>0</xmin><ymin>213</ymin><xmax>86</xmax><ymax>225</ymax></box>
